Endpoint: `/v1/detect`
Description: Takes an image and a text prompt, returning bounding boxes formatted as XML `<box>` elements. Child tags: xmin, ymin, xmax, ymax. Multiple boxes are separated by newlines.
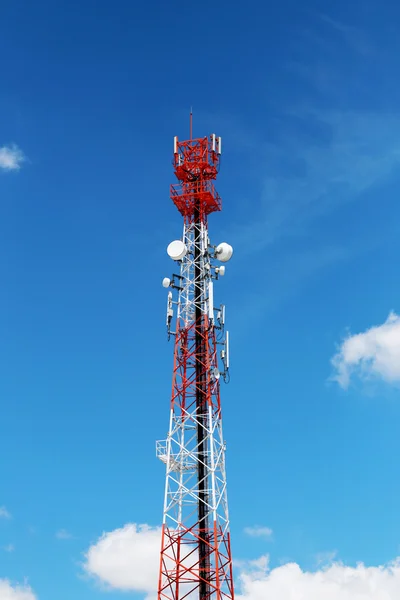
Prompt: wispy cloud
<box><xmin>319</xmin><ymin>13</ymin><xmax>372</xmax><ymax>56</ymax></box>
<box><xmin>0</xmin><ymin>144</ymin><xmax>25</xmax><ymax>171</ymax></box>
<box><xmin>315</xmin><ymin>549</ymin><xmax>337</xmax><ymax>566</ymax></box>
<box><xmin>331</xmin><ymin>311</ymin><xmax>400</xmax><ymax>388</ymax></box>
<box><xmin>244</xmin><ymin>526</ymin><xmax>273</xmax><ymax>539</ymax></box>
<box><xmin>222</xmin><ymin>108</ymin><xmax>400</xmax><ymax>325</ymax></box>
<box><xmin>3</xmin><ymin>543</ymin><xmax>15</xmax><ymax>553</ymax></box>
<box><xmin>220</xmin><ymin>14</ymin><xmax>397</xmax><ymax>263</ymax></box>
<box><xmin>234</xmin><ymin>554</ymin><xmax>270</xmax><ymax>576</ymax></box>
<box><xmin>210</xmin><ymin>13</ymin><xmax>400</xmax><ymax>324</ymax></box>
<box><xmin>0</xmin><ymin>506</ymin><xmax>11</xmax><ymax>519</ymax></box>
<box><xmin>232</xmin><ymin>110</ymin><xmax>400</xmax><ymax>256</ymax></box>
<box><xmin>56</xmin><ymin>528</ymin><xmax>74</xmax><ymax>540</ymax></box>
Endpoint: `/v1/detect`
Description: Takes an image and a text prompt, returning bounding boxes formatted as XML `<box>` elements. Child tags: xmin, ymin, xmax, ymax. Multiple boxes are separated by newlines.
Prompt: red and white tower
<box><xmin>157</xmin><ymin>120</ymin><xmax>234</xmax><ymax>600</ymax></box>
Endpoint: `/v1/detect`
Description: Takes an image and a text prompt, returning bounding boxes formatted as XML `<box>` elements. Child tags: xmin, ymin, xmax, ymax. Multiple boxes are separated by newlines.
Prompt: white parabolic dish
<box><xmin>167</xmin><ymin>240</ymin><xmax>187</xmax><ymax>260</ymax></box>
<box><xmin>216</xmin><ymin>242</ymin><xmax>233</xmax><ymax>262</ymax></box>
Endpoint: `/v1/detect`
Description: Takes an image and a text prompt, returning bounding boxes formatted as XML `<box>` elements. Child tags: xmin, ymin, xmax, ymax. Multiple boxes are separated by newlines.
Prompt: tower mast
<box><xmin>157</xmin><ymin>123</ymin><xmax>234</xmax><ymax>600</ymax></box>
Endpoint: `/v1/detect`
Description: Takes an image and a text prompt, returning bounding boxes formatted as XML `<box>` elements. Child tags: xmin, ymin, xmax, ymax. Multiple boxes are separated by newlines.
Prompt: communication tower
<box><xmin>157</xmin><ymin>117</ymin><xmax>234</xmax><ymax>600</ymax></box>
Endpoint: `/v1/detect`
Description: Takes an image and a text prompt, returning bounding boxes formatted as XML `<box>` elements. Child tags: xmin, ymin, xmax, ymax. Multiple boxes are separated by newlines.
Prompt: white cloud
<box><xmin>331</xmin><ymin>311</ymin><xmax>400</xmax><ymax>388</ymax></box>
<box><xmin>3</xmin><ymin>544</ymin><xmax>15</xmax><ymax>553</ymax></box>
<box><xmin>0</xmin><ymin>580</ymin><xmax>36</xmax><ymax>600</ymax></box>
<box><xmin>83</xmin><ymin>523</ymin><xmax>201</xmax><ymax>599</ymax></box>
<box><xmin>236</xmin><ymin>554</ymin><xmax>400</xmax><ymax>600</ymax></box>
<box><xmin>244</xmin><ymin>526</ymin><xmax>273</xmax><ymax>539</ymax></box>
<box><xmin>0</xmin><ymin>506</ymin><xmax>11</xmax><ymax>519</ymax></box>
<box><xmin>56</xmin><ymin>529</ymin><xmax>73</xmax><ymax>540</ymax></box>
<box><xmin>0</xmin><ymin>144</ymin><xmax>25</xmax><ymax>171</ymax></box>
<box><xmin>83</xmin><ymin>523</ymin><xmax>161</xmax><ymax>594</ymax></box>
<box><xmin>83</xmin><ymin>523</ymin><xmax>400</xmax><ymax>599</ymax></box>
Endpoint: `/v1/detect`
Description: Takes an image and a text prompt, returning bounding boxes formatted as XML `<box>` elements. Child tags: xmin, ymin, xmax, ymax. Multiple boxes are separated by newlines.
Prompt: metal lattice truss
<box><xmin>157</xmin><ymin>218</ymin><xmax>234</xmax><ymax>600</ymax></box>
<box><xmin>177</xmin><ymin>220</ymin><xmax>210</xmax><ymax>328</ymax></box>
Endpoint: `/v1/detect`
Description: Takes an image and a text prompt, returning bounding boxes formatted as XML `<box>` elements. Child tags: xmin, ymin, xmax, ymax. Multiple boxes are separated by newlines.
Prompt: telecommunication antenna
<box><xmin>157</xmin><ymin>119</ymin><xmax>234</xmax><ymax>600</ymax></box>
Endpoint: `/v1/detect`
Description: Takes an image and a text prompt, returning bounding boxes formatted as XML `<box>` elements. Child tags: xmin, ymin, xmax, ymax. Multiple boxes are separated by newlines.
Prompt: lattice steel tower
<box><xmin>157</xmin><ymin>119</ymin><xmax>234</xmax><ymax>600</ymax></box>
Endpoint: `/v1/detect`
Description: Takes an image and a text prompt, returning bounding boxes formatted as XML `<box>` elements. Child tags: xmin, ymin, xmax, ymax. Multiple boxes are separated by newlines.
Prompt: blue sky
<box><xmin>2</xmin><ymin>0</ymin><xmax>400</xmax><ymax>598</ymax></box>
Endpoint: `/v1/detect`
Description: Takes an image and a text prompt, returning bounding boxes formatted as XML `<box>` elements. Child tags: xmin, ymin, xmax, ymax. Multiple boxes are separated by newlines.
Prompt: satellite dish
<box><xmin>167</xmin><ymin>240</ymin><xmax>187</xmax><ymax>261</ymax></box>
<box><xmin>216</xmin><ymin>243</ymin><xmax>233</xmax><ymax>263</ymax></box>
<box><xmin>213</xmin><ymin>367</ymin><xmax>220</xmax><ymax>380</ymax></box>
<box><xmin>162</xmin><ymin>277</ymin><xmax>171</xmax><ymax>288</ymax></box>
<box><xmin>216</xmin><ymin>266</ymin><xmax>225</xmax><ymax>276</ymax></box>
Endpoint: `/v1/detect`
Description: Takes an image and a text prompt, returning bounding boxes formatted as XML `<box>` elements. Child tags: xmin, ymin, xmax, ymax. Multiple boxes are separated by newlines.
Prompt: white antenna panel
<box><xmin>208</xmin><ymin>281</ymin><xmax>214</xmax><ymax>321</ymax></box>
<box><xmin>216</xmin><ymin>242</ymin><xmax>233</xmax><ymax>262</ymax></box>
<box><xmin>166</xmin><ymin>291</ymin><xmax>173</xmax><ymax>326</ymax></box>
<box><xmin>217</xmin><ymin>266</ymin><xmax>225</xmax><ymax>277</ymax></box>
<box><xmin>225</xmin><ymin>331</ymin><xmax>230</xmax><ymax>369</ymax></box>
<box><xmin>167</xmin><ymin>240</ymin><xmax>187</xmax><ymax>261</ymax></box>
